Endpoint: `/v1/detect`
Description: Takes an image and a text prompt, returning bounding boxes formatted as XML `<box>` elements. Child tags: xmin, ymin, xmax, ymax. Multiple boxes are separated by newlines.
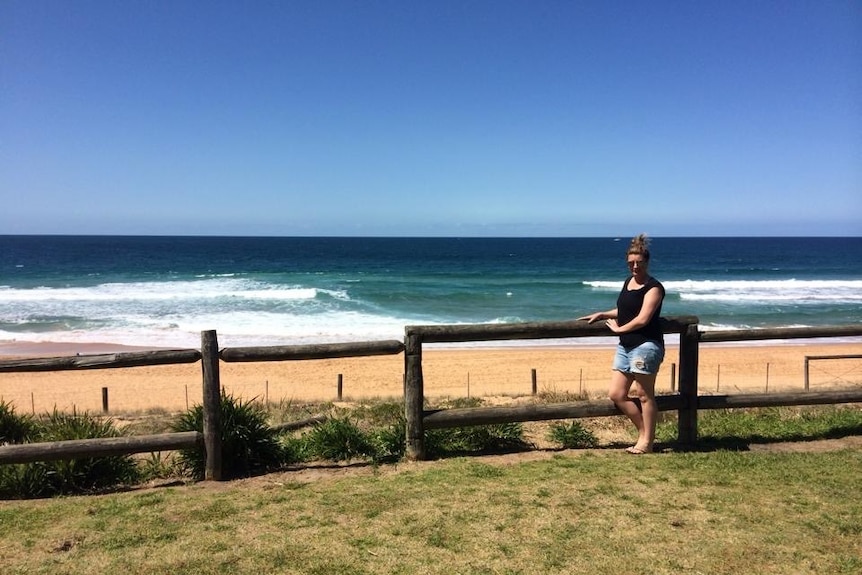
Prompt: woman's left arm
<box><xmin>606</xmin><ymin>287</ymin><xmax>663</xmax><ymax>334</ymax></box>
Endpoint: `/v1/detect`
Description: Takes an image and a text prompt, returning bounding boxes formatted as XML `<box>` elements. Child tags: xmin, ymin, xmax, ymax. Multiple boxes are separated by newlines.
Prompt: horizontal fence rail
<box><xmin>406</xmin><ymin>316</ymin><xmax>700</xmax><ymax>344</ymax></box>
<box><xmin>0</xmin><ymin>349</ymin><xmax>202</xmax><ymax>372</ymax></box>
<box><xmin>423</xmin><ymin>395</ymin><xmax>686</xmax><ymax>429</ymax></box>
<box><xmin>0</xmin><ymin>432</ymin><xmax>202</xmax><ymax>465</ymax></box>
<box><xmin>1</xmin><ymin>321</ymin><xmax>860</xmax><ymax>478</ymax></box>
<box><xmin>699</xmin><ymin>324</ymin><xmax>862</xmax><ymax>343</ymax></box>
<box><xmin>220</xmin><ymin>340</ymin><xmax>405</xmax><ymax>362</ymax></box>
<box><xmin>697</xmin><ymin>389</ymin><xmax>862</xmax><ymax>410</ymax></box>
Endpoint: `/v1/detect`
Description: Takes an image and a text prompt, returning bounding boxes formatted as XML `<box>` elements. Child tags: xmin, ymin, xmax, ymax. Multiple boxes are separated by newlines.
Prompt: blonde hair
<box><xmin>627</xmin><ymin>233</ymin><xmax>651</xmax><ymax>261</ymax></box>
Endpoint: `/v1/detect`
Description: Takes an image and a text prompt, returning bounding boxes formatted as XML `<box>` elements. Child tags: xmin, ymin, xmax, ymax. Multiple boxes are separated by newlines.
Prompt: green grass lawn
<box><xmin>2</xmin><ymin>405</ymin><xmax>862</xmax><ymax>574</ymax></box>
<box><xmin>2</xmin><ymin>446</ymin><xmax>861</xmax><ymax>574</ymax></box>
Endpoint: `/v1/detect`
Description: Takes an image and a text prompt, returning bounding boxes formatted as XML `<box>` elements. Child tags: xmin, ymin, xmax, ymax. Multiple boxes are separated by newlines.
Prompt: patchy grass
<box><xmin>655</xmin><ymin>405</ymin><xmax>862</xmax><ymax>449</ymax></box>
<box><xmin>3</xmin><ymin>400</ymin><xmax>861</xmax><ymax>573</ymax></box>
<box><xmin>1</xmin><ymin>447</ymin><xmax>860</xmax><ymax>574</ymax></box>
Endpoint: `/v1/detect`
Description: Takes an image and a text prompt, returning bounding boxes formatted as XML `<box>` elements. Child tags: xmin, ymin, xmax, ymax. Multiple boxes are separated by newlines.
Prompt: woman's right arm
<box><xmin>578</xmin><ymin>308</ymin><xmax>618</xmax><ymax>324</ymax></box>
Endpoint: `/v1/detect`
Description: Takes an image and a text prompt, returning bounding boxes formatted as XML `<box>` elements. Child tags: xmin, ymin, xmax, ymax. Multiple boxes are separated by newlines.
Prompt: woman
<box><xmin>579</xmin><ymin>234</ymin><xmax>665</xmax><ymax>454</ymax></box>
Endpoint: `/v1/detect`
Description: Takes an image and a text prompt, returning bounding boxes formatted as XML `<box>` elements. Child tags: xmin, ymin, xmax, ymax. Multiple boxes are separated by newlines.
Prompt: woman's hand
<box><xmin>605</xmin><ymin>319</ymin><xmax>621</xmax><ymax>333</ymax></box>
<box><xmin>578</xmin><ymin>312</ymin><xmax>604</xmax><ymax>324</ymax></box>
<box><xmin>579</xmin><ymin>309</ymin><xmax>616</xmax><ymax>324</ymax></box>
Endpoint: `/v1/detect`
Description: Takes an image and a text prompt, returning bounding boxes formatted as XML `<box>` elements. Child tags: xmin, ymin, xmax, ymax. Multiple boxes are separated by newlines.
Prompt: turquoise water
<box><xmin>1</xmin><ymin>236</ymin><xmax>860</xmax><ymax>348</ymax></box>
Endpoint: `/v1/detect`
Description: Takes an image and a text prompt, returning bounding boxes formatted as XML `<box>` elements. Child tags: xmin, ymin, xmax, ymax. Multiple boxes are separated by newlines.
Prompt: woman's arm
<box><xmin>578</xmin><ymin>308</ymin><xmax>618</xmax><ymax>324</ymax></box>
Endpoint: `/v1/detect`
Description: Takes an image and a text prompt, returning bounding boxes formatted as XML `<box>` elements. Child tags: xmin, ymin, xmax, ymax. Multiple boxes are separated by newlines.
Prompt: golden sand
<box><xmin>1</xmin><ymin>340</ymin><xmax>860</xmax><ymax>415</ymax></box>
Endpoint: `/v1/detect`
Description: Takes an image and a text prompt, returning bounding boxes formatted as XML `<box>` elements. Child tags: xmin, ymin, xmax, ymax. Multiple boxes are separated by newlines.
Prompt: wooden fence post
<box><xmin>670</xmin><ymin>362</ymin><xmax>676</xmax><ymax>393</ymax></box>
<box><xmin>201</xmin><ymin>330</ymin><xmax>223</xmax><ymax>481</ymax></box>
<box><xmin>404</xmin><ymin>331</ymin><xmax>425</xmax><ymax>461</ymax></box>
<box><xmin>677</xmin><ymin>323</ymin><xmax>700</xmax><ymax>446</ymax></box>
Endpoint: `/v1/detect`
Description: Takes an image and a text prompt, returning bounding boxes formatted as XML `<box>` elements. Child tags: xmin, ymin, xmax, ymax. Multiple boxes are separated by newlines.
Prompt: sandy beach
<box><xmin>1</xmin><ymin>340</ymin><xmax>860</xmax><ymax>415</ymax></box>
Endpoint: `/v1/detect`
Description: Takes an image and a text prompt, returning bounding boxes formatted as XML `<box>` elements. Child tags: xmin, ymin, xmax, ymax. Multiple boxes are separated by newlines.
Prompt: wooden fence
<box><xmin>403</xmin><ymin>318</ymin><xmax>862</xmax><ymax>459</ymax></box>
<box><xmin>1</xmin><ymin>320</ymin><xmax>861</xmax><ymax>477</ymax></box>
<box><xmin>0</xmin><ymin>331</ymin><xmax>405</xmax><ymax>480</ymax></box>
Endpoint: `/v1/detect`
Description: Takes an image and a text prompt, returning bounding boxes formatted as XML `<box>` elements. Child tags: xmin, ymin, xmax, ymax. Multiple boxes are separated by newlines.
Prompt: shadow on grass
<box><xmin>663</xmin><ymin>421</ymin><xmax>862</xmax><ymax>453</ymax></box>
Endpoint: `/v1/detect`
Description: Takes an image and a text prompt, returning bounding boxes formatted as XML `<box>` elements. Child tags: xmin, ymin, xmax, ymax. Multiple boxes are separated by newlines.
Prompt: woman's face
<box><xmin>626</xmin><ymin>254</ymin><xmax>649</xmax><ymax>281</ymax></box>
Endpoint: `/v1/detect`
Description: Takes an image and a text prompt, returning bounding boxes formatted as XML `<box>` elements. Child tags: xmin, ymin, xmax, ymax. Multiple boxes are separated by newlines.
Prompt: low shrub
<box><xmin>280</xmin><ymin>433</ymin><xmax>313</xmax><ymax>465</ymax></box>
<box><xmin>172</xmin><ymin>392</ymin><xmax>284</xmax><ymax>480</ymax></box>
<box><xmin>426</xmin><ymin>422</ymin><xmax>531</xmax><ymax>457</ymax></box>
<box><xmin>0</xmin><ymin>410</ymin><xmax>140</xmax><ymax>499</ymax></box>
<box><xmin>420</xmin><ymin>397</ymin><xmax>532</xmax><ymax>457</ymax></box>
<box><xmin>368</xmin><ymin>414</ymin><xmax>406</xmax><ymax>463</ymax></box>
<box><xmin>547</xmin><ymin>420</ymin><xmax>599</xmax><ymax>449</ymax></box>
<box><xmin>0</xmin><ymin>400</ymin><xmax>37</xmax><ymax>444</ymax></box>
<box><xmin>302</xmin><ymin>416</ymin><xmax>374</xmax><ymax>462</ymax></box>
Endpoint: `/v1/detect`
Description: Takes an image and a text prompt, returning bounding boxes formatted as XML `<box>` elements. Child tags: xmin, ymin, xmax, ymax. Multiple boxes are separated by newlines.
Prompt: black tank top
<box><xmin>616</xmin><ymin>276</ymin><xmax>665</xmax><ymax>348</ymax></box>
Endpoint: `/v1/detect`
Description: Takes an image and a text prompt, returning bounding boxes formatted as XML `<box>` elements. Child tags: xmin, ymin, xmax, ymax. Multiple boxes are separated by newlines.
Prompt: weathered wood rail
<box><xmin>1</xmin><ymin>320</ymin><xmax>860</xmax><ymax>476</ymax></box>
<box><xmin>0</xmin><ymin>432</ymin><xmax>203</xmax><ymax>465</ymax></box>
<box><xmin>0</xmin><ymin>349</ymin><xmax>202</xmax><ymax>372</ymax></box>
<box><xmin>220</xmin><ymin>340</ymin><xmax>404</xmax><ymax>362</ymax></box>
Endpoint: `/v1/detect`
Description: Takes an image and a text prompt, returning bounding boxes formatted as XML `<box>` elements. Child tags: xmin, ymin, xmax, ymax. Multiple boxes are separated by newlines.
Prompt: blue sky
<box><xmin>2</xmin><ymin>1</ymin><xmax>860</xmax><ymax>237</ymax></box>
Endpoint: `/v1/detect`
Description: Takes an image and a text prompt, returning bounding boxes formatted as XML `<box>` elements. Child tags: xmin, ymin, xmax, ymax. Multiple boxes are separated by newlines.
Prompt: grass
<box><xmin>0</xmin><ymin>405</ymin><xmax>861</xmax><ymax>574</ymax></box>
<box><xmin>1</xmin><ymin>448</ymin><xmax>860</xmax><ymax>574</ymax></box>
<box><xmin>682</xmin><ymin>405</ymin><xmax>862</xmax><ymax>447</ymax></box>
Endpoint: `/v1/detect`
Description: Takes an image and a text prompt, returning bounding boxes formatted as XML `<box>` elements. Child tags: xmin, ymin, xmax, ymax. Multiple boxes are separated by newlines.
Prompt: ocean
<box><xmin>1</xmin><ymin>236</ymin><xmax>860</xmax><ymax>350</ymax></box>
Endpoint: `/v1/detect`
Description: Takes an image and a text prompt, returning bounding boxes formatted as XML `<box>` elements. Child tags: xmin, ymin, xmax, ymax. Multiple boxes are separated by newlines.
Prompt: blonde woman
<box><xmin>579</xmin><ymin>234</ymin><xmax>665</xmax><ymax>454</ymax></box>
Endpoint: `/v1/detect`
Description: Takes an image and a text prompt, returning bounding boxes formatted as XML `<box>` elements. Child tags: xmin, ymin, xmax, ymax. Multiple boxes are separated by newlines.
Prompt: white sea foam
<box><xmin>2</xmin><ymin>275</ymin><xmax>859</xmax><ymax>349</ymax></box>
<box><xmin>0</xmin><ymin>278</ymin><xmax>330</xmax><ymax>303</ymax></box>
<box><xmin>584</xmin><ymin>279</ymin><xmax>862</xmax><ymax>303</ymax></box>
<box><xmin>0</xmin><ymin>277</ymin><xmax>371</xmax><ymax>347</ymax></box>
<box><xmin>0</xmin><ymin>308</ymin><xmax>412</xmax><ymax>349</ymax></box>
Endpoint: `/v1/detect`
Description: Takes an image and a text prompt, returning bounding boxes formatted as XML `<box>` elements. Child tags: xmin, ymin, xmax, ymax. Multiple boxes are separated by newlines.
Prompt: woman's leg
<box><xmin>608</xmin><ymin>370</ymin><xmax>646</xmax><ymax>445</ymax></box>
<box><xmin>632</xmin><ymin>374</ymin><xmax>658</xmax><ymax>452</ymax></box>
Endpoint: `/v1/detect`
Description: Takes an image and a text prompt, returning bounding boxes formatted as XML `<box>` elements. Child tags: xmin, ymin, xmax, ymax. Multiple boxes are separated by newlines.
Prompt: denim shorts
<box><xmin>612</xmin><ymin>341</ymin><xmax>665</xmax><ymax>375</ymax></box>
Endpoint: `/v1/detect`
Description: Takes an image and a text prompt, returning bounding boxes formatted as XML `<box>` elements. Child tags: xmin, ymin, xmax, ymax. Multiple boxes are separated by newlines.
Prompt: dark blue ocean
<box><xmin>1</xmin><ymin>236</ymin><xmax>860</xmax><ymax>349</ymax></box>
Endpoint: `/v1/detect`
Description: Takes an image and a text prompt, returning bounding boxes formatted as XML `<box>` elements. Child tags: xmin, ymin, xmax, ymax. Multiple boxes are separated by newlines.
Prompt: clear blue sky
<box><xmin>2</xmin><ymin>1</ymin><xmax>860</xmax><ymax>237</ymax></box>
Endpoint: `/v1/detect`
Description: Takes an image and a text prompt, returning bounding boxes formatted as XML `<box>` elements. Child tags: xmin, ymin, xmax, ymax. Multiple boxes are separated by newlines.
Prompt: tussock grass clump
<box><xmin>348</xmin><ymin>401</ymin><xmax>406</xmax><ymax>462</ymax></box>
<box><xmin>1</xmin><ymin>399</ymin><xmax>38</xmax><ymax>444</ymax></box>
<box><xmin>423</xmin><ymin>397</ymin><xmax>532</xmax><ymax>457</ymax></box>
<box><xmin>282</xmin><ymin>398</ymin><xmax>532</xmax><ymax>464</ymax></box>
<box><xmin>172</xmin><ymin>392</ymin><xmax>284</xmax><ymax>480</ymax></box>
<box><xmin>426</xmin><ymin>422</ymin><xmax>530</xmax><ymax>457</ymax></box>
<box><xmin>546</xmin><ymin>420</ymin><xmax>599</xmax><ymax>449</ymax></box>
<box><xmin>286</xmin><ymin>402</ymin><xmax>407</xmax><ymax>464</ymax></box>
<box><xmin>301</xmin><ymin>416</ymin><xmax>374</xmax><ymax>462</ymax></box>
<box><xmin>0</xmin><ymin>409</ymin><xmax>140</xmax><ymax>499</ymax></box>
<box><xmin>367</xmin><ymin>413</ymin><xmax>407</xmax><ymax>462</ymax></box>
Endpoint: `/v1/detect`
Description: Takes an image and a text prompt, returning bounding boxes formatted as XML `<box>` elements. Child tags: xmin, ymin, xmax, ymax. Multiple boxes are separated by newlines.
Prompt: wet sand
<box><xmin>0</xmin><ymin>340</ymin><xmax>860</xmax><ymax>414</ymax></box>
